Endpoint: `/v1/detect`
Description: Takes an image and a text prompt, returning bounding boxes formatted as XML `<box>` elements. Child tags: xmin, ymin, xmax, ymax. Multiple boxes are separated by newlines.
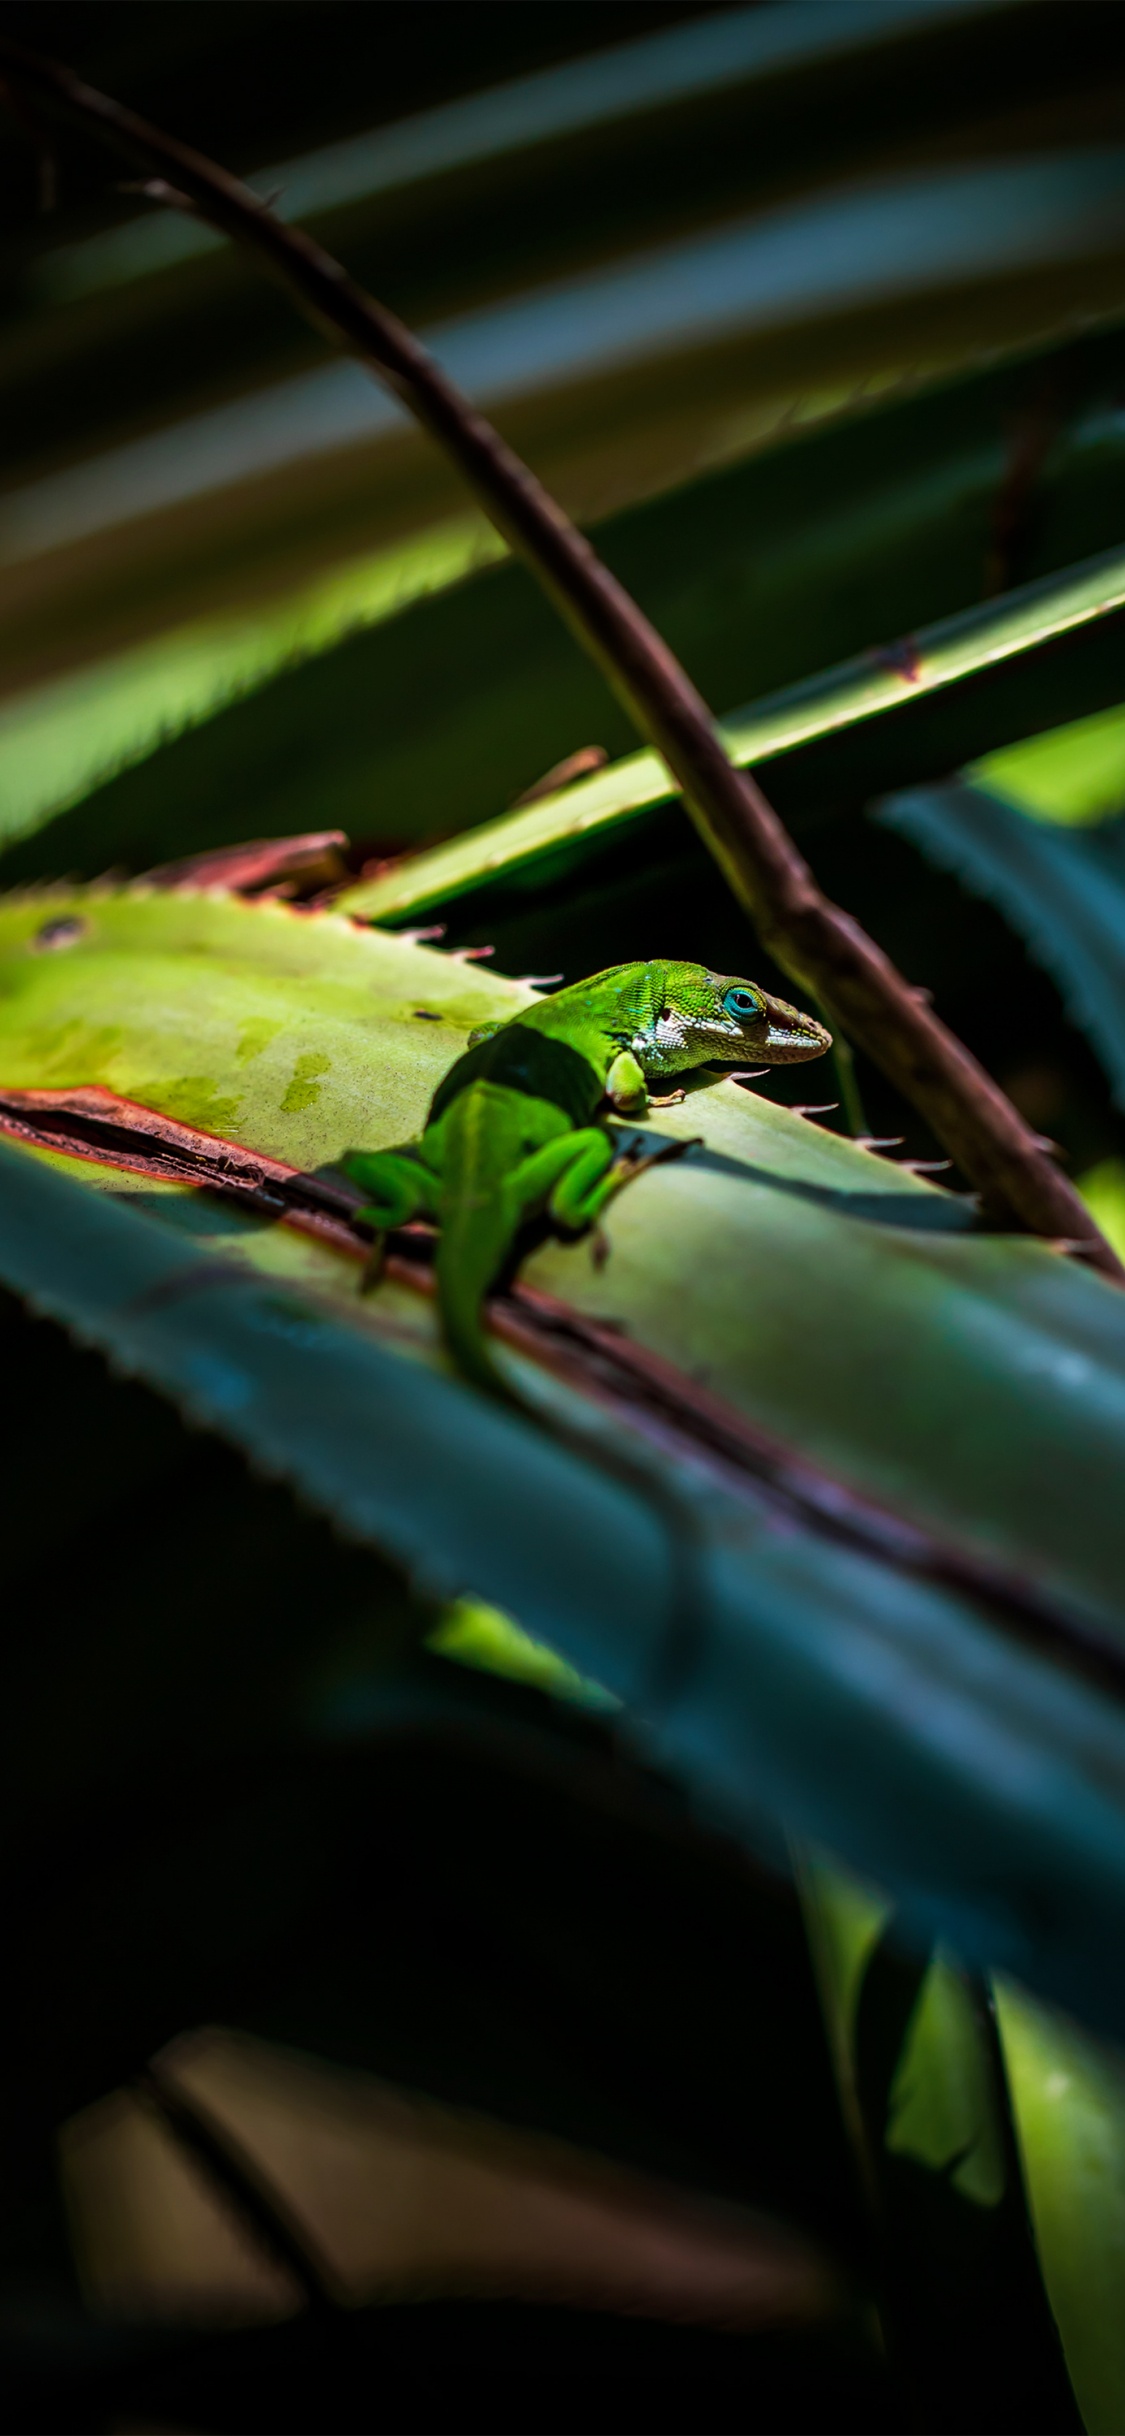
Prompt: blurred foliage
<box><xmin>429</xmin><ymin>1598</ymin><xmax>620</xmax><ymax>1713</ymax></box>
<box><xmin>8</xmin><ymin>335</ymin><xmax>1125</xmax><ymax>888</ymax></box>
<box><xmin>0</xmin><ymin>514</ymin><xmax>503</xmax><ymax>867</ymax></box>
<box><xmin>977</xmin><ymin>701</ymin><xmax>1125</xmax><ymax>827</ymax></box>
<box><xmin>1078</xmin><ymin>1158</ymin><xmax>1125</xmax><ymax>1262</ymax></box>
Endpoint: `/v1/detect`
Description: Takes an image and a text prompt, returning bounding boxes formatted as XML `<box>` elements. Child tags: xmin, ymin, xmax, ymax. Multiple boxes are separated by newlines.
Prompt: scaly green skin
<box><xmin>343</xmin><ymin>958</ymin><xmax>830</xmax><ymax>1398</ymax></box>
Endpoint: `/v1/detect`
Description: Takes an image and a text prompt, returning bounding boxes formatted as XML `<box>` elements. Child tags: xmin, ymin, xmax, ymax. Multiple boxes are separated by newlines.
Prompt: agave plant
<box><xmin>3</xmin><ymin>8</ymin><xmax>1125</xmax><ymax>2431</ymax></box>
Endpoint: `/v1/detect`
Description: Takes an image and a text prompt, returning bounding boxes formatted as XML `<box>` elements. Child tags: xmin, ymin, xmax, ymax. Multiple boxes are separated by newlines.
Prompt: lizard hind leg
<box><xmin>550</xmin><ymin>1127</ymin><xmax>697</xmax><ymax>1236</ymax></box>
<box><xmin>508</xmin><ymin>1125</ymin><xmax>654</xmax><ymax>1237</ymax></box>
<box><xmin>544</xmin><ymin>1129</ymin><xmax>623</xmax><ymax>1232</ymax></box>
<box><xmin>340</xmin><ymin>1148</ymin><xmax>438</xmax><ymax>1290</ymax></box>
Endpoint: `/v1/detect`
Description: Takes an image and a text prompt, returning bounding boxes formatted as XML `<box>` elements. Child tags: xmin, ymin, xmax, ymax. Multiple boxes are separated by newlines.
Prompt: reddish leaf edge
<box><xmin>144</xmin><ymin>830</ymin><xmax>351</xmax><ymax>900</ymax></box>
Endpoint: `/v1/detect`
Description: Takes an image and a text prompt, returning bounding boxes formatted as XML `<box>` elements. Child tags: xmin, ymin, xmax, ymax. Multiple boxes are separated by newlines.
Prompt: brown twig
<box><xmin>0</xmin><ymin>36</ymin><xmax>1119</xmax><ymax>1279</ymax></box>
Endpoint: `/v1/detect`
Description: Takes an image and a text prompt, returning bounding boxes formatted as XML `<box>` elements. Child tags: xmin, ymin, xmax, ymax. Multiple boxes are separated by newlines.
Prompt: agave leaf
<box><xmin>975</xmin><ymin>698</ymin><xmax>1125</xmax><ymax>828</ymax></box>
<box><xmin>5</xmin><ymin>890</ymin><xmax>1125</xmax><ymax>2034</ymax></box>
<box><xmin>807</xmin><ymin>1844</ymin><xmax>1125</xmax><ymax>2435</ymax></box>
<box><xmin>0</xmin><ymin>883</ymin><xmax>1119</xmax><ymax>1631</ymax></box>
<box><xmin>800</xmin><ymin>1855</ymin><xmax>1082</xmax><ymax>2431</ymax></box>
<box><xmin>4</xmin><ymin>1</ymin><xmax>1116</xmax><ymax>728</ymax></box>
<box><xmin>0</xmin><ymin>1312</ymin><xmax>875</xmax><ymax>2352</ymax></box>
<box><xmin>15</xmin><ymin>1</ymin><xmax>1022</xmax><ymax>319</ymax></box>
<box><xmin>0</xmin><ymin>517</ymin><xmax>502</xmax><ymax>874</ymax></box>
<box><xmin>0</xmin><ymin>1275</ymin><xmax>861</xmax><ymax>2260</ymax></box>
<box><xmin>8</xmin><ymin>1123</ymin><xmax>1125</xmax><ymax>2050</ymax></box>
<box><xmin>9</xmin><ymin>309</ymin><xmax>1125</xmax><ymax>893</ymax></box>
<box><xmin>876</xmin><ymin>777</ymin><xmax>1125</xmax><ymax>1111</ymax></box>
<box><xmin>995</xmin><ymin>1977</ymin><xmax>1125</xmax><ymax>2436</ymax></box>
<box><xmin>340</xmin><ymin>540</ymin><xmax>1125</xmax><ymax>926</ymax></box>
<box><xmin>0</xmin><ymin>887</ymin><xmax>529</xmax><ymax>1169</ymax></box>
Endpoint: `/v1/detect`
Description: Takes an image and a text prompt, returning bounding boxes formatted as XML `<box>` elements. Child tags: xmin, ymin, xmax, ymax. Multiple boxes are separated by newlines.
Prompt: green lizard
<box><xmin>342</xmin><ymin>959</ymin><xmax>830</xmax><ymax>1402</ymax></box>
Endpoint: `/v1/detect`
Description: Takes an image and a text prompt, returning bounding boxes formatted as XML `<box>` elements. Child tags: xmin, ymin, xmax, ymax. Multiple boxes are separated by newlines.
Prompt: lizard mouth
<box><xmin>759</xmin><ymin>1027</ymin><xmax>832</xmax><ymax>1066</ymax></box>
<box><xmin>761</xmin><ymin>1018</ymin><xmax>833</xmax><ymax>1063</ymax></box>
<box><xmin>749</xmin><ymin>989</ymin><xmax>832</xmax><ymax>1063</ymax></box>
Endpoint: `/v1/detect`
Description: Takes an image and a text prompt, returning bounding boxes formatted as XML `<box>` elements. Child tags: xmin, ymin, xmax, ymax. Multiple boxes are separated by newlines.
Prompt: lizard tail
<box><xmin>436</xmin><ymin>1198</ymin><xmax>704</xmax><ymax>1698</ymax></box>
<box><xmin>434</xmin><ymin>1209</ymin><xmax>520</xmax><ymax>1404</ymax></box>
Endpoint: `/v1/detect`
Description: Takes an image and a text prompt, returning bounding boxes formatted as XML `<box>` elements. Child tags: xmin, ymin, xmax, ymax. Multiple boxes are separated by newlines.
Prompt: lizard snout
<box><xmin>759</xmin><ymin>995</ymin><xmax>833</xmax><ymax>1063</ymax></box>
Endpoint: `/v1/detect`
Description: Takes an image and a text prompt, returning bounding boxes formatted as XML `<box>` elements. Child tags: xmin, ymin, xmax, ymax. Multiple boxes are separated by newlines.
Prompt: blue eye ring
<box><xmin>723</xmin><ymin>985</ymin><xmax>763</xmax><ymax>1020</ymax></box>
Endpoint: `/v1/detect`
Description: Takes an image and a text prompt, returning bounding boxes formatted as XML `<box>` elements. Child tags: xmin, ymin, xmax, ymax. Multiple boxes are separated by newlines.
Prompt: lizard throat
<box><xmin>630</xmin><ymin>1010</ymin><xmax>740</xmax><ymax>1076</ymax></box>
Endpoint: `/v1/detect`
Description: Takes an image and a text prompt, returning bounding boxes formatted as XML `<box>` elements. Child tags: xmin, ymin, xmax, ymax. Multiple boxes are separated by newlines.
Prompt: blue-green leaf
<box><xmin>876</xmin><ymin>779</ymin><xmax>1125</xmax><ymax>1109</ymax></box>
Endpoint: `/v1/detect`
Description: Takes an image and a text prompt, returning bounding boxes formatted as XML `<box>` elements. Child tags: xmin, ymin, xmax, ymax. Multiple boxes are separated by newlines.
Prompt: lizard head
<box><xmin>641</xmin><ymin>960</ymin><xmax>833</xmax><ymax>1072</ymax></box>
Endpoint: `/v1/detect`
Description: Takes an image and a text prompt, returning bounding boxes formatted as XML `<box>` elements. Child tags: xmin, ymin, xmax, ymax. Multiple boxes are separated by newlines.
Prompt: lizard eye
<box><xmin>723</xmin><ymin>985</ymin><xmax>763</xmax><ymax>1020</ymax></box>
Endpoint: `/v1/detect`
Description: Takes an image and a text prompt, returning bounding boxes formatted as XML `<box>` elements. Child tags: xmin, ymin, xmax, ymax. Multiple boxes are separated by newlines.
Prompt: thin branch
<box><xmin>0</xmin><ymin>35</ymin><xmax>1119</xmax><ymax>1280</ymax></box>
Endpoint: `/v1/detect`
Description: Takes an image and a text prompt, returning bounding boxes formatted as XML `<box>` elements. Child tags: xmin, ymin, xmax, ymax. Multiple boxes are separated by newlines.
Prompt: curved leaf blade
<box><xmin>342</xmin><ymin>540</ymin><xmax>1125</xmax><ymax>925</ymax></box>
<box><xmin>877</xmin><ymin>779</ymin><xmax>1125</xmax><ymax>1110</ymax></box>
<box><xmin>10</xmin><ymin>312</ymin><xmax>1125</xmax><ymax>893</ymax></box>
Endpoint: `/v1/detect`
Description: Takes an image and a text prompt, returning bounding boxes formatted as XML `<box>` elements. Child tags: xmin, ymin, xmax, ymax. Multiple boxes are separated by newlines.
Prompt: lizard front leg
<box><xmin>605</xmin><ymin>1047</ymin><xmax>685</xmax><ymax>1109</ymax></box>
<box><xmin>605</xmin><ymin>1048</ymin><xmax>648</xmax><ymax>1113</ymax></box>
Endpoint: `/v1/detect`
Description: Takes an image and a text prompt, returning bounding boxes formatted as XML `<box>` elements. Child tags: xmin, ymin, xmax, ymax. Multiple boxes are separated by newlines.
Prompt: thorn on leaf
<box><xmin>120</xmin><ymin>175</ymin><xmax>198</xmax><ymax>214</ymax></box>
<box><xmin>511</xmin><ymin>746</ymin><xmax>608</xmax><ymax>807</ymax></box>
